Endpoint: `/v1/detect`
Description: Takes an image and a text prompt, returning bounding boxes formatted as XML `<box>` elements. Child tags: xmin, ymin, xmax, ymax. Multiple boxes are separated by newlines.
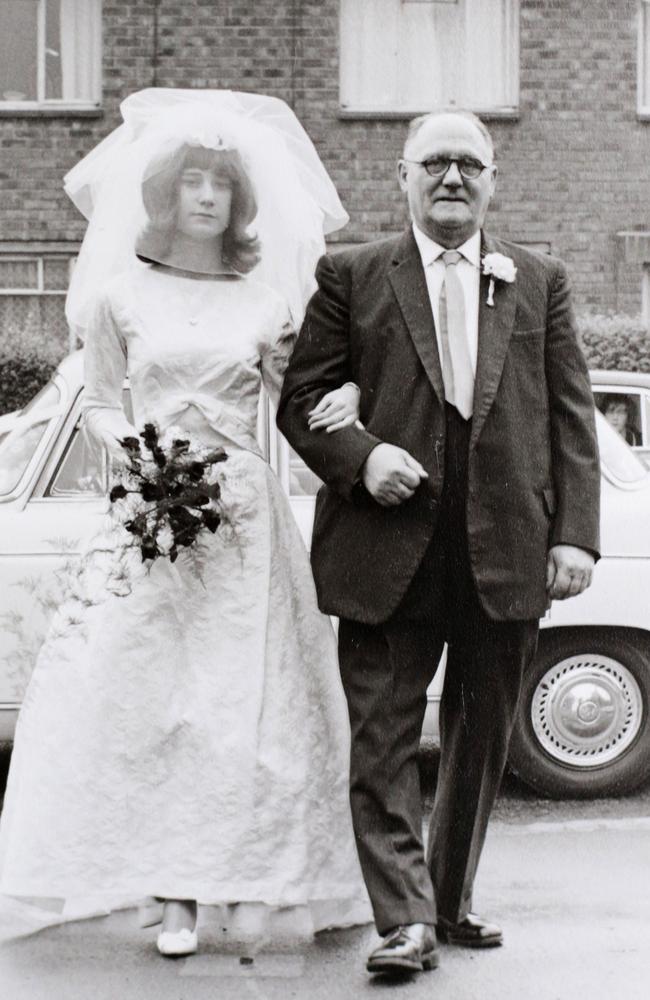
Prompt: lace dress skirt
<box><xmin>0</xmin><ymin>447</ymin><xmax>370</xmax><ymax>937</ymax></box>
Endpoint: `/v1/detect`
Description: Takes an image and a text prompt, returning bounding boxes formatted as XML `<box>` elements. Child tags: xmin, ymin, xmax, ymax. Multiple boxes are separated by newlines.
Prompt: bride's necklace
<box><xmin>184</xmin><ymin>273</ymin><xmax>241</xmax><ymax>326</ymax></box>
<box><xmin>151</xmin><ymin>263</ymin><xmax>242</xmax><ymax>325</ymax></box>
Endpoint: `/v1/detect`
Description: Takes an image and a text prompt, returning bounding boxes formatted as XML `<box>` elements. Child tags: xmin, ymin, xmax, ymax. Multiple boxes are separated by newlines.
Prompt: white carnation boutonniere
<box><xmin>482</xmin><ymin>252</ymin><xmax>517</xmax><ymax>307</ymax></box>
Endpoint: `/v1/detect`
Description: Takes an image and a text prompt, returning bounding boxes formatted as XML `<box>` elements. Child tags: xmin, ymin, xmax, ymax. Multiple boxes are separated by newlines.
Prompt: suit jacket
<box><xmin>277</xmin><ymin>228</ymin><xmax>600</xmax><ymax>624</ymax></box>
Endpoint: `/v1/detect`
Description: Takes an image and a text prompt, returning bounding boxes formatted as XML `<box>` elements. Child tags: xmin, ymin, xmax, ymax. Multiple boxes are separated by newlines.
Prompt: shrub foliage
<box><xmin>577</xmin><ymin>313</ymin><xmax>650</xmax><ymax>373</ymax></box>
<box><xmin>1</xmin><ymin>312</ymin><xmax>650</xmax><ymax>415</ymax></box>
<box><xmin>0</xmin><ymin>324</ymin><xmax>67</xmax><ymax>414</ymax></box>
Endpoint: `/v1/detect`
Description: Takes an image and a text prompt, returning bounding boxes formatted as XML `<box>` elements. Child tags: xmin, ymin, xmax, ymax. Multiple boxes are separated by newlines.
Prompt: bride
<box><xmin>0</xmin><ymin>90</ymin><xmax>369</xmax><ymax>956</ymax></box>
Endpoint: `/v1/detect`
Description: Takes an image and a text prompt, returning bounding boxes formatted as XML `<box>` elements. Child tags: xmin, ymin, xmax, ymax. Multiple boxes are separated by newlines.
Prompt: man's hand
<box><xmin>362</xmin><ymin>443</ymin><xmax>428</xmax><ymax>507</ymax></box>
<box><xmin>546</xmin><ymin>544</ymin><xmax>595</xmax><ymax>601</ymax></box>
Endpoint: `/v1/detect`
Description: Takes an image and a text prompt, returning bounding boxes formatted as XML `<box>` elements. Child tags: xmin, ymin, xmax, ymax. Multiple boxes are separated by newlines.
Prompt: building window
<box><xmin>0</xmin><ymin>253</ymin><xmax>76</xmax><ymax>353</ymax></box>
<box><xmin>0</xmin><ymin>0</ymin><xmax>101</xmax><ymax>108</ymax></box>
<box><xmin>340</xmin><ymin>0</ymin><xmax>519</xmax><ymax>114</ymax></box>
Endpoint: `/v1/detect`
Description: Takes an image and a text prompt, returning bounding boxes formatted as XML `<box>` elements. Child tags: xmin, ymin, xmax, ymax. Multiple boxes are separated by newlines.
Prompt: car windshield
<box><xmin>596</xmin><ymin>409</ymin><xmax>650</xmax><ymax>486</ymax></box>
<box><xmin>0</xmin><ymin>380</ymin><xmax>62</xmax><ymax>496</ymax></box>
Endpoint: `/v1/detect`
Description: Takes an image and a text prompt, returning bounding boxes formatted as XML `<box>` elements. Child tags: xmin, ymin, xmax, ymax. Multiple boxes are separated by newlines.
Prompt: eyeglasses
<box><xmin>403</xmin><ymin>156</ymin><xmax>489</xmax><ymax>180</ymax></box>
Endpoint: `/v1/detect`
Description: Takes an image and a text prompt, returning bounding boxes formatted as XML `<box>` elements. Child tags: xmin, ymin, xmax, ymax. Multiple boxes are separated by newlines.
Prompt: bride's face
<box><xmin>176</xmin><ymin>166</ymin><xmax>233</xmax><ymax>241</ymax></box>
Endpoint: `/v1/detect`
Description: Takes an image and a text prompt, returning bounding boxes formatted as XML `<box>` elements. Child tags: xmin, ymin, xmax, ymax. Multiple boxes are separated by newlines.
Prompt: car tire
<box><xmin>508</xmin><ymin>627</ymin><xmax>650</xmax><ymax>798</ymax></box>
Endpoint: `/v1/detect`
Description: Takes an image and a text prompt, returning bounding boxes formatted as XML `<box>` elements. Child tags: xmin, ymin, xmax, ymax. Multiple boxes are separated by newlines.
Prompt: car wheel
<box><xmin>508</xmin><ymin>628</ymin><xmax>650</xmax><ymax>798</ymax></box>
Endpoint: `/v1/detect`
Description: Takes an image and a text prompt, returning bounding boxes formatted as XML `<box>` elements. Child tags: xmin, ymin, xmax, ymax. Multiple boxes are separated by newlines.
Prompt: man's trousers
<box><xmin>338</xmin><ymin>404</ymin><xmax>539</xmax><ymax>935</ymax></box>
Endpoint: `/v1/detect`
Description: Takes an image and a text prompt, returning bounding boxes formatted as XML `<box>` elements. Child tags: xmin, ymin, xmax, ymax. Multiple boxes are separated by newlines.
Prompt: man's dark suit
<box><xmin>277</xmin><ymin>228</ymin><xmax>600</xmax><ymax>934</ymax></box>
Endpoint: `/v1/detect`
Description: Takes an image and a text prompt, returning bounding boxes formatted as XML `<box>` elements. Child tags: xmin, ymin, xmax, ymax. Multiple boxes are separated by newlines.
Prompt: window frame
<box><xmin>0</xmin><ymin>248</ymin><xmax>78</xmax><ymax>351</ymax></box>
<box><xmin>0</xmin><ymin>0</ymin><xmax>102</xmax><ymax>111</ymax></box>
<box><xmin>338</xmin><ymin>0</ymin><xmax>520</xmax><ymax>118</ymax></box>
<box><xmin>0</xmin><ymin>255</ymin><xmax>73</xmax><ymax>295</ymax></box>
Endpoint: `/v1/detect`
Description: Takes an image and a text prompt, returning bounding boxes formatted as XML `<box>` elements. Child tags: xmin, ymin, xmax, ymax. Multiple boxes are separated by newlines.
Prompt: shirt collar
<box><xmin>412</xmin><ymin>223</ymin><xmax>481</xmax><ymax>269</ymax></box>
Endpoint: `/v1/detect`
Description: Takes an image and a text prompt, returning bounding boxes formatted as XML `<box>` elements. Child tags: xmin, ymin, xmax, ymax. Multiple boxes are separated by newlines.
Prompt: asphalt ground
<box><xmin>1</xmin><ymin>748</ymin><xmax>649</xmax><ymax>1000</ymax></box>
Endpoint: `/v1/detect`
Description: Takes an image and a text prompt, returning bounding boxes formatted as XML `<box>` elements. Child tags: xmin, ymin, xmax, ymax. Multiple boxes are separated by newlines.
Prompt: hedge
<box><xmin>577</xmin><ymin>312</ymin><xmax>650</xmax><ymax>373</ymax></box>
<box><xmin>0</xmin><ymin>324</ymin><xmax>67</xmax><ymax>414</ymax></box>
<box><xmin>1</xmin><ymin>312</ymin><xmax>650</xmax><ymax>415</ymax></box>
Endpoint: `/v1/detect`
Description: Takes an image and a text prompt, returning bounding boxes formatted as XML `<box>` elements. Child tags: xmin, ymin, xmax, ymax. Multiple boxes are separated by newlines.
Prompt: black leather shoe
<box><xmin>366</xmin><ymin>923</ymin><xmax>440</xmax><ymax>975</ymax></box>
<box><xmin>437</xmin><ymin>912</ymin><xmax>503</xmax><ymax>948</ymax></box>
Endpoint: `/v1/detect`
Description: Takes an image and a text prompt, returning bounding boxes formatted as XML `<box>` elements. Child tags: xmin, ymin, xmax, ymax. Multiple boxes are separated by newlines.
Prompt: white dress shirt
<box><xmin>411</xmin><ymin>223</ymin><xmax>481</xmax><ymax>380</ymax></box>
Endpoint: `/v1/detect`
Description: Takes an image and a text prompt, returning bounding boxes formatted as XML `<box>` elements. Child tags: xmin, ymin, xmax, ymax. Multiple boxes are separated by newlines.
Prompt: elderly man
<box><xmin>277</xmin><ymin>110</ymin><xmax>600</xmax><ymax>976</ymax></box>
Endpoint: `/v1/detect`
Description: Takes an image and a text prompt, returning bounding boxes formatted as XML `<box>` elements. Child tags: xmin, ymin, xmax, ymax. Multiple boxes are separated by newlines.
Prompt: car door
<box><xmin>0</xmin><ymin>380</ymin><xmax>107</xmax><ymax>737</ymax></box>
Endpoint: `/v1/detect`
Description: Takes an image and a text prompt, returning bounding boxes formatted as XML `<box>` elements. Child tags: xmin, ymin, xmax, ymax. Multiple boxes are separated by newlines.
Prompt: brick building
<box><xmin>1</xmin><ymin>0</ymin><xmax>650</xmax><ymax>354</ymax></box>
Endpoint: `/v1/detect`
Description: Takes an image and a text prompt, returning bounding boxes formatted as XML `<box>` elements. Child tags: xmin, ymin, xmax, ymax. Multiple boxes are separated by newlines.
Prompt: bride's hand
<box><xmin>308</xmin><ymin>383</ymin><xmax>361</xmax><ymax>434</ymax></box>
<box><xmin>105</xmin><ymin>427</ymin><xmax>139</xmax><ymax>469</ymax></box>
<box><xmin>106</xmin><ymin>442</ymin><xmax>131</xmax><ymax>471</ymax></box>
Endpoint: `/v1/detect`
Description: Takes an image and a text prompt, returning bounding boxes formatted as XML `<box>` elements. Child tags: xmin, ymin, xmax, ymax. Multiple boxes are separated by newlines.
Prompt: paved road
<box><xmin>1</xmin><ymin>816</ymin><xmax>648</xmax><ymax>1000</ymax></box>
<box><xmin>1</xmin><ymin>752</ymin><xmax>649</xmax><ymax>1000</ymax></box>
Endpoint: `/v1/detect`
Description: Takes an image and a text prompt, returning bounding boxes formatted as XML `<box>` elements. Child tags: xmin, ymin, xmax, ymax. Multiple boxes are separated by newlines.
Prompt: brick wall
<box><xmin>291</xmin><ymin>0</ymin><xmax>650</xmax><ymax>315</ymax></box>
<box><xmin>1</xmin><ymin>0</ymin><xmax>649</xmax><ymax>315</ymax></box>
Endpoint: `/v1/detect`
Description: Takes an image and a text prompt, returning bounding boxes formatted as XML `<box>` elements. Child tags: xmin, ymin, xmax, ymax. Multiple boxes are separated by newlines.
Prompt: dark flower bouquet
<box><xmin>41</xmin><ymin>423</ymin><xmax>231</xmax><ymax>638</ymax></box>
<box><xmin>109</xmin><ymin>422</ymin><xmax>229</xmax><ymax>563</ymax></box>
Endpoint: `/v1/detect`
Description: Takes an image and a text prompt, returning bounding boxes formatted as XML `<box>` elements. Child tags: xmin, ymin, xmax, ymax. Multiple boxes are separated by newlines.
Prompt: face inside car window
<box><xmin>594</xmin><ymin>392</ymin><xmax>643</xmax><ymax>447</ymax></box>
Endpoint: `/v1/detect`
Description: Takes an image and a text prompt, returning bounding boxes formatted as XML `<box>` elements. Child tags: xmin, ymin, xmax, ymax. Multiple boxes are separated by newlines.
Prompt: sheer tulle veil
<box><xmin>64</xmin><ymin>88</ymin><xmax>349</xmax><ymax>341</ymax></box>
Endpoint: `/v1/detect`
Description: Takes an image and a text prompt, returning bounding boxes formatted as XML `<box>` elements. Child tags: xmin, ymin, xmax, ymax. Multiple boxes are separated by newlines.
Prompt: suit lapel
<box><xmin>470</xmin><ymin>233</ymin><xmax>517</xmax><ymax>449</ymax></box>
<box><xmin>385</xmin><ymin>228</ymin><xmax>517</xmax><ymax>428</ymax></box>
<box><xmin>387</xmin><ymin>230</ymin><xmax>445</xmax><ymax>405</ymax></box>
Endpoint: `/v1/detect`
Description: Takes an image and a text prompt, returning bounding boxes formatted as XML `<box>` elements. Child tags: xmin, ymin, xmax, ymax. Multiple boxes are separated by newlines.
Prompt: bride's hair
<box><xmin>136</xmin><ymin>144</ymin><xmax>261</xmax><ymax>273</ymax></box>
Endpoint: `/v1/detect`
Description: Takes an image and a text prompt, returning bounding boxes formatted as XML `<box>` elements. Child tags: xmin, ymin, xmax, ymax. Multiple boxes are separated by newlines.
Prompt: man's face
<box><xmin>398</xmin><ymin>114</ymin><xmax>497</xmax><ymax>247</ymax></box>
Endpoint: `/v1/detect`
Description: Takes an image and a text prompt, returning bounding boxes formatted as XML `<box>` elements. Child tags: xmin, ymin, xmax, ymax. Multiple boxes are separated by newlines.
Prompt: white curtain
<box><xmin>398</xmin><ymin>0</ymin><xmax>460</xmax><ymax>108</ymax></box>
<box><xmin>340</xmin><ymin>0</ymin><xmax>518</xmax><ymax>111</ymax></box>
<box><xmin>58</xmin><ymin>0</ymin><xmax>98</xmax><ymax>101</ymax></box>
<box><xmin>0</xmin><ymin>0</ymin><xmax>39</xmax><ymax>101</ymax></box>
<box><xmin>340</xmin><ymin>0</ymin><xmax>400</xmax><ymax>110</ymax></box>
<box><xmin>463</xmin><ymin>0</ymin><xmax>518</xmax><ymax>109</ymax></box>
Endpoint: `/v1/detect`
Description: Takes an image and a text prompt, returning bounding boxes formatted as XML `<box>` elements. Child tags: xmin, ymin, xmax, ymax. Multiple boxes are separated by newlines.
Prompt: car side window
<box><xmin>45</xmin><ymin>420</ymin><xmax>106</xmax><ymax>497</ymax></box>
<box><xmin>263</xmin><ymin>391</ymin><xmax>321</xmax><ymax>498</ymax></box>
<box><xmin>0</xmin><ymin>381</ymin><xmax>62</xmax><ymax>497</ymax></box>
<box><xmin>44</xmin><ymin>388</ymin><xmax>133</xmax><ymax>499</ymax></box>
<box><xmin>287</xmin><ymin>445</ymin><xmax>322</xmax><ymax>497</ymax></box>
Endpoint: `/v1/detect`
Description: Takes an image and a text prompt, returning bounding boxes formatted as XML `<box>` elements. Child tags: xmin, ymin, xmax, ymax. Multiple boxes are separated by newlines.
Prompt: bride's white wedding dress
<box><xmin>0</xmin><ymin>264</ymin><xmax>369</xmax><ymax>938</ymax></box>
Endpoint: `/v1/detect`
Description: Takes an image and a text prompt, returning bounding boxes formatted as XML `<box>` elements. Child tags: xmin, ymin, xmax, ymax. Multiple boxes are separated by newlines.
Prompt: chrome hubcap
<box><xmin>531</xmin><ymin>653</ymin><xmax>644</xmax><ymax>768</ymax></box>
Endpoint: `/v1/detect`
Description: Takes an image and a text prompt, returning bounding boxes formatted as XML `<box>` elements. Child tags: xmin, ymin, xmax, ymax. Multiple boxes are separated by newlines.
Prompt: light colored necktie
<box><xmin>438</xmin><ymin>249</ymin><xmax>474</xmax><ymax>420</ymax></box>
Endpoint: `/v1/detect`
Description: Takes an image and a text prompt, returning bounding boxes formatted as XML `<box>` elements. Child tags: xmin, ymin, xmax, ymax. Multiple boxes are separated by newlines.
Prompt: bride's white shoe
<box><xmin>156</xmin><ymin>926</ymin><xmax>198</xmax><ymax>957</ymax></box>
<box><xmin>157</xmin><ymin>900</ymin><xmax>198</xmax><ymax>957</ymax></box>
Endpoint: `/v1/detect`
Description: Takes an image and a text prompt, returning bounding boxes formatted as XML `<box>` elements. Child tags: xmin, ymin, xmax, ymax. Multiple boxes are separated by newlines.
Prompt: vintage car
<box><xmin>1</xmin><ymin>352</ymin><xmax>650</xmax><ymax>800</ymax></box>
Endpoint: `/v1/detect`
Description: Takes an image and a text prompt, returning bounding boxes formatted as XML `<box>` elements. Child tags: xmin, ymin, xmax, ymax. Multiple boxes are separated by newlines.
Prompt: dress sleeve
<box><xmin>259</xmin><ymin>297</ymin><xmax>298</xmax><ymax>409</ymax></box>
<box><xmin>81</xmin><ymin>289</ymin><xmax>137</xmax><ymax>459</ymax></box>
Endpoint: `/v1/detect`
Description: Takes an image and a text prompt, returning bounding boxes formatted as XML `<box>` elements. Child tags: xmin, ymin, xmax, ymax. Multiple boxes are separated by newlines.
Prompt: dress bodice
<box><xmin>82</xmin><ymin>264</ymin><xmax>296</xmax><ymax>455</ymax></box>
